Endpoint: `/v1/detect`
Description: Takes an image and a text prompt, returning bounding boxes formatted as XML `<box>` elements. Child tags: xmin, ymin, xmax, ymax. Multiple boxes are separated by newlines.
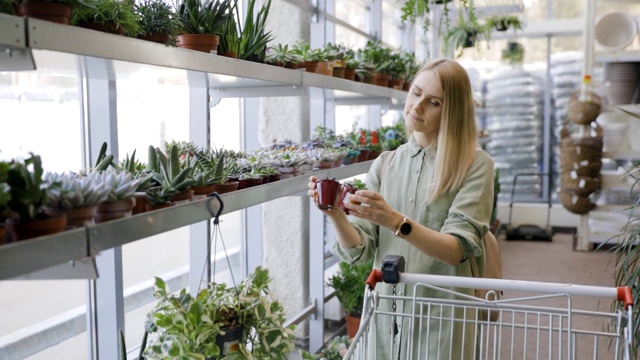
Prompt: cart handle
<box><xmin>366</xmin><ymin>269</ymin><xmax>382</xmax><ymax>290</ymax></box>
<box><xmin>618</xmin><ymin>286</ymin><xmax>634</xmax><ymax>308</ymax></box>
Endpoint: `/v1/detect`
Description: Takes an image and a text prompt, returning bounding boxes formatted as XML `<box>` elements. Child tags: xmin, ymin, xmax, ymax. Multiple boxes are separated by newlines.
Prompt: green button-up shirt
<box><xmin>335</xmin><ymin>134</ymin><xmax>494</xmax><ymax>359</ymax></box>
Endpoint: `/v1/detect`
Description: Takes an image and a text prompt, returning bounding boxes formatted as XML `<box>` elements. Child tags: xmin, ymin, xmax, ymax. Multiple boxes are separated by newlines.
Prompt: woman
<box><xmin>308</xmin><ymin>59</ymin><xmax>494</xmax><ymax>359</ymax></box>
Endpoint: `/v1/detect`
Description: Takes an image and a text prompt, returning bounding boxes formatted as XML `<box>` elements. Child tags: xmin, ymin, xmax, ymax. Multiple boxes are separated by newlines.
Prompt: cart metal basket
<box><xmin>343</xmin><ymin>266</ymin><xmax>633</xmax><ymax>360</ymax></box>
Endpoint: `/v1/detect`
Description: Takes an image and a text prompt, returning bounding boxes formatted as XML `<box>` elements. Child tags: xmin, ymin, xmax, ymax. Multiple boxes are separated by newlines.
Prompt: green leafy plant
<box><xmin>6</xmin><ymin>154</ymin><xmax>50</xmax><ymax>221</ymax></box>
<box><xmin>134</xmin><ymin>0</ymin><xmax>176</xmax><ymax>38</ymax></box>
<box><xmin>345</xmin><ymin>178</ymin><xmax>367</xmax><ymax>191</ymax></box>
<box><xmin>444</xmin><ymin>13</ymin><xmax>491</xmax><ymax>58</ymax></box>
<box><xmin>326</xmin><ymin>260</ymin><xmax>373</xmax><ymax>318</ymax></box>
<box><xmin>144</xmin><ymin>266</ymin><xmax>296</xmax><ymax>359</ymax></box>
<box><xmin>0</xmin><ymin>1</ymin><xmax>15</xmax><ymax>14</ymax></box>
<box><xmin>193</xmin><ymin>148</ymin><xmax>227</xmax><ymax>185</ymax></box>
<box><xmin>174</xmin><ymin>0</ymin><xmax>231</xmax><ymax>35</ymax></box>
<box><xmin>217</xmin><ymin>0</ymin><xmax>241</xmax><ymax>54</ymax></box>
<box><xmin>501</xmin><ymin>41</ymin><xmax>524</xmax><ymax>65</ymax></box>
<box><xmin>485</xmin><ymin>13</ymin><xmax>522</xmax><ymax>33</ymax></box>
<box><xmin>71</xmin><ymin>0</ymin><xmax>141</xmax><ymax>36</ymax></box>
<box><xmin>237</xmin><ymin>0</ymin><xmax>272</xmax><ymax>61</ymax></box>
<box><xmin>0</xmin><ymin>161</ymin><xmax>11</xmax><ymax>216</ymax></box>
<box><xmin>144</xmin><ymin>187</ymin><xmax>175</xmax><ymax>206</ymax></box>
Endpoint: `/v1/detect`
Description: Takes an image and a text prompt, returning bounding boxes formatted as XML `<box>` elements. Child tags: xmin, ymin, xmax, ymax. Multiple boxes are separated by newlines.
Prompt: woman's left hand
<box><xmin>344</xmin><ymin>190</ymin><xmax>401</xmax><ymax>231</ymax></box>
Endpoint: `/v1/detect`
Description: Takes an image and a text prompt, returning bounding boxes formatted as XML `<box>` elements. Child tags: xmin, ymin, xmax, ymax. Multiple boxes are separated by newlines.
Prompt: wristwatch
<box><xmin>394</xmin><ymin>217</ymin><xmax>412</xmax><ymax>238</ymax></box>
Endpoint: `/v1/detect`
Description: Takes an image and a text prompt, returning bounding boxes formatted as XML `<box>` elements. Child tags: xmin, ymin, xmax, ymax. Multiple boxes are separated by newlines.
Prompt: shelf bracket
<box><xmin>0</xmin><ymin>46</ymin><xmax>35</xmax><ymax>71</ymax></box>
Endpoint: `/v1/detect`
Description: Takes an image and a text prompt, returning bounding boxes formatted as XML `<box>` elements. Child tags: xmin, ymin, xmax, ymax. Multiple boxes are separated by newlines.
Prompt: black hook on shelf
<box><xmin>207</xmin><ymin>192</ymin><xmax>224</xmax><ymax>225</ymax></box>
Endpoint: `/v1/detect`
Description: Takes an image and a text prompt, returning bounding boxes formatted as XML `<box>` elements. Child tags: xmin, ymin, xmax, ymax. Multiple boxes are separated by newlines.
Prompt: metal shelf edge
<box><xmin>0</xmin><ymin>13</ymin><xmax>26</xmax><ymax>48</ymax></box>
<box><xmin>89</xmin><ymin>161</ymin><xmax>372</xmax><ymax>253</ymax></box>
<box><xmin>0</xmin><ymin>228</ymin><xmax>87</xmax><ymax>280</ymax></box>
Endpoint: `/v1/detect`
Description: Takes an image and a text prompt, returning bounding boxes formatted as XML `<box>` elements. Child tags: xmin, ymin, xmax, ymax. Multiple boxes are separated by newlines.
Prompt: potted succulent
<box><xmin>44</xmin><ymin>172</ymin><xmax>110</xmax><ymax>228</ymax></box>
<box><xmin>70</xmin><ymin>0</ymin><xmax>141</xmax><ymax>36</ymax></box>
<box><xmin>134</xmin><ymin>0</ymin><xmax>176</xmax><ymax>44</ymax></box>
<box><xmin>173</xmin><ymin>0</ymin><xmax>232</xmax><ymax>53</ymax></box>
<box><xmin>326</xmin><ymin>259</ymin><xmax>373</xmax><ymax>339</ymax></box>
<box><xmin>148</xmin><ymin>144</ymin><xmax>197</xmax><ymax>204</ymax></box>
<box><xmin>192</xmin><ymin>147</ymin><xmax>238</xmax><ymax>197</ymax></box>
<box><xmin>5</xmin><ymin>154</ymin><xmax>67</xmax><ymax>241</ymax></box>
<box><xmin>343</xmin><ymin>49</ymin><xmax>359</xmax><ymax>81</ymax></box>
<box><xmin>264</xmin><ymin>43</ymin><xmax>303</xmax><ymax>68</ymax></box>
<box><xmin>144</xmin><ymin>266</ymin><xmax>296</xmax><ymax>359</ymax></box>
<box><xmin>93</xmin><ymin>170</ymin><xmax>142</xmax><ymax>223</ymax></box>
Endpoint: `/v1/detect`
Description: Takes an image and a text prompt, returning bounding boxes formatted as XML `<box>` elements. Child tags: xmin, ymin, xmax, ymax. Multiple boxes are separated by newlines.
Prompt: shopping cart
<box><xmin>343</xmin><ymin>256</ymin><xmax>634</xmax><ymax>360</ymax></box>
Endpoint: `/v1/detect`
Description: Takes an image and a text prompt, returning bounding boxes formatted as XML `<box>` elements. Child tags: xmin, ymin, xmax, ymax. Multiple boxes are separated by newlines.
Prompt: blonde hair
<box><xmin>417</xmin><ymin>59</ymin><xmax>479</xmax><ymax>203</ymax></box>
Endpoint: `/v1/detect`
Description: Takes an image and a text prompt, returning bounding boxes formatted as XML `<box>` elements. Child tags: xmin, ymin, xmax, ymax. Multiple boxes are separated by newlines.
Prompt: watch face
<box><xmin>400</xmin><ymin>222</ymin><xmax>412</xmax><ymax>235</ymax></box>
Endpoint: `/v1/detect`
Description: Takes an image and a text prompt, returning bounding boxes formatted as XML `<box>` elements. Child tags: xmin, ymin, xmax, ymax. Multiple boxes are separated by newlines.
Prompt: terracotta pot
<box><xmin>78</xmin><ymin>22</ymin><xmax>126</xmax><ymax>35</ymax></box>
<box><xmin>268</xmin><ymin>173</ymin><xmax>281</xmax><ymax>182</ymax></box>
<box><xmin>218</xmin><ymin>51</ymin><xmax>238</xmax><ymax>58</ymax></box>
<box><xmin>332</xmin><ymin>67</ymin><xmax>345</xmax><ymax>78</ymax></box>
<box><xmin>95</xmin><ymin>199</ymin><xmax>134</xmax><ymax>223</ymax></box>
<box><xmin>7</xmin><ymin>214</ymin><xmax>67</xmax><ymax>241</ymax></box>
<box><xmin>388</xmin><ymin>79</ymin><xmax>402</xmax><ymax>90</ymax></box>
<box><xmin>344</xmin><ymin>68</ymin><xmax>356</xmax><ymax>81</ymax></box>
<box><xmin>285</xmin><ymin>62</ymin><xmax>299</xmax><ymax>69</ymax></box>
<box><xmin>16</xmin><ymin>2</ymin><xmax>72</xmax><ymax>25</ymax></box>
<box><xmin>344</xmin><ymin>313</ymin><xmax>361</xmax><ymax>339</ymax></box>
<box><xmin>0</xmin><ymin>225</ymin><xmax>5</xmax><ymax>245</ymax></box>
<box><xmin>299</xmin><ymin>61</ymin><xmax>318</xmax><ymax>73</ymax></box>
<box><xmin>315</xmin><ymin>178</ymin><xmax>341</xmax><ymax>210</ymax></box>
<box><xmin>192</xmin><ymin>184</ymin><xmax>218</xmax><ymax>200</ymax></box>
<box><xmin>236</xmin><ymin>178</ymin><xmax>249</xmax><ymax>190</ymax></box>
<box><xmin>45</xmin><ymin>206</ymin><xmax>96</xmax><ymax>229</ymax></box>
<box><xmin>313</xmin><ymin>161</ymin><xmax>334</xmax><ymax>169</ymax></box>
<box><xmin>356</xmin><ymin>149</ymin><xmax>370</xmax><ymax>163</ymax></box>
<box><xmin>170</xmin><ymin>189</ymin><xmax>194</xmax><ymax>204</ymax></box>
<box><xmin>338</xmin><ymin>183</ymin><xmax>357</xmax><ymax>214</ymax></box>
<box><xmin>210</xmin><ymin>181</ymin><xmax>239</xmax><ymax>195</ymax></box>
<box><xmin>368</xmin><ymin>150</ymin><xmax>381</xmax><ymax>160</ymax></box>
<box><xmin>375</xmin><ymin>73</ymin><xmax>389</xmax><ymax>87</ymax></box>
<box><xmin>137</xmin><ymin>33</ymin><xmax>170</xmax><ymax>44</ymax></box>
<box><xmin>145</xmin><ymin>203</ymin><xmax>172</xmax><ymax>212</ymax></box>
<box><xmin>315</xmin><ymin>61</ymin><xmax>333</xmax><ymax>76</ymax></box>
<box><xmin>176</xmin><ymin>34</ymin><xmax>219</xmax><ymax>53</ymax></box>
<box><xmin>132</xmin><ymin>192</ymin><xmax>148</xmax><ymax>215</ymax></box>
<box><xmin>247</xmin><ymin>177</ymin><xmax>263</xmax><ymax>188</ymax></box>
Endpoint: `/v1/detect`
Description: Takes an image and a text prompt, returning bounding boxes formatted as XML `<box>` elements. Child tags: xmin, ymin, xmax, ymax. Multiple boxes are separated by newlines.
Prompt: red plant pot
<box><xmin>315</xmin><ymin>178</ymin><xmax>341</xmax><ymax>210</ymax></box>
<box><xmin>16</xmin><ymin>2</ymin><xmax>72</xmax><ymax>25</ymax></box>
<box><xmin>338</xmin><ymin>183</ymin><xmax>357</xmax><ymax>214</ymax></box>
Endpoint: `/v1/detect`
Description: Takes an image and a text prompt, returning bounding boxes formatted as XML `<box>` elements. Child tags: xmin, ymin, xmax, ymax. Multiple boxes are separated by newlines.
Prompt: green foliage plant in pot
<box><xmin>174</xmin><ymin>0</ymin><xmax>232</xmax><ymax>53</ymax></box>
<box><xmin>443</xmin><ymin>13</ymin><xmax>491</xmax><ymax>58</ymax></box>
<box><xmin>134</xmin><ymin>0</ymin><xmax>176</xmax><ymax>44</ymax></box>
<box><xmin>343</xmin><ymin>49</ymin><xmax>359</xmax><ymax>81</ymax></box>
<box><xmin>5</xmin><ymin>154</ymin><xmax>67</xmax><ymax>241</ymax></box>
<box><xmin>71</xmin><ymin>0</ymin><xmax>140</xmax><ymax>36</ymax></box>
<box><xmin>236</xmin><ymin>0</ymin><xmax>272</xmax><ymax>62</ymax></box>
<box><xmin>338</xmin><ymin>178</ymin><xmax>366</xmax><ymax>214</ymax></box>
<box><xmin>144</xmin><ymin>266</ymin><xmax>296</xmax><ymax>359</ymax></box>
<box><xmin>194</xmin><ymin>147</ymin><xmax>238</xmax><ymax>196</ymax></box>
<box><xmin>501</xmin><ymin>41</ymin><xmax>524</xmax><ymax>66</ymax></box>
<box><xmin>326</xmin><ymin>259</ymin><xmax>373</xmax><ymax>339</ymax></box>
<box><xmin>485</xmin><ymin>13</ymin><xmax>522</xmax><ymax>33</ymax></box>
<box><xmin>216</xmin><ymin>0</ymin><xmax>241</xmax><ymax>58</ymax></box>
<box><xmin>44</xmin><ymin>172</ymin><xmax>110</xmax><ymax>229</ymax></box>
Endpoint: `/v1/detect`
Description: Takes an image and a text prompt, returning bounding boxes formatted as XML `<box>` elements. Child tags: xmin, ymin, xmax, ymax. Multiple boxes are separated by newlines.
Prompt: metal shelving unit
<box><xmin>0</xmin><ymin>161</ymin><xmax>373</xmax><ymax>280</ymax></box>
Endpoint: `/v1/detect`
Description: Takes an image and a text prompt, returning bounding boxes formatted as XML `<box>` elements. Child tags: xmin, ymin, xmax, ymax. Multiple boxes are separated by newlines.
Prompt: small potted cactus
<box><xmin>44</xmin><ymin>172</ymin><xmax>110</xmax><ymax>228</ymax></box>
<box><xmin>93</xmin><ymin>170</ymin><xmax>142</xmax><ymax>223</ymax></box>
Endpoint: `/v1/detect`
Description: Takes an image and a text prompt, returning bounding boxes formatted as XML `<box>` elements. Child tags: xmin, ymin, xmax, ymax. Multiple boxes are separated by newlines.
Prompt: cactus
<box><xmin>45</xmin><ymin>172</ymin><xmax>110</xmax><ymax>209</ymax></box>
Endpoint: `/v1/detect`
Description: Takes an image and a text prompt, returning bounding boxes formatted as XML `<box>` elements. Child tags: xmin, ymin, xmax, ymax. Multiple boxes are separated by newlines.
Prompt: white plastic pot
<box><xmin>595</xmin><ymin>12</ymin><xmax>638</xmax><ymax>52</ymax></box>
